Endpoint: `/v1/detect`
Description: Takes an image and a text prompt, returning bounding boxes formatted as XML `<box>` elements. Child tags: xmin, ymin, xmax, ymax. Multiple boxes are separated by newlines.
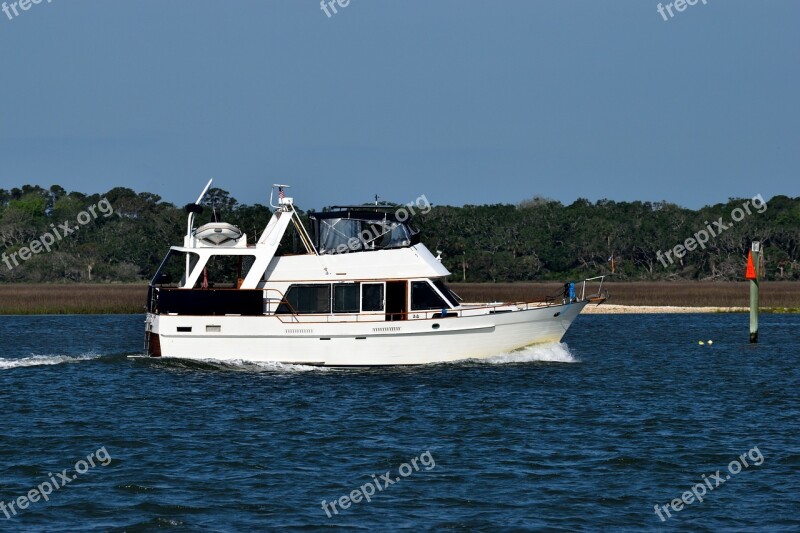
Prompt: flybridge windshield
<box><xmin>152</xmin><ymin>250</ymin><xmax>200</xmax><ymax>288</ymax></box>
<box><xmin>312</xmin><ymin>215</ymin><xmax>420</xmax><ymax>254</ymax></box>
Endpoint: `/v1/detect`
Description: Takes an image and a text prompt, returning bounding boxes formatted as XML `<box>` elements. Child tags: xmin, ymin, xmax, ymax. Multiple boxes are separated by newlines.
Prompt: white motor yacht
<box><xmin>144</xmin><ymin>181</ymin><xmax>606</xmax><ymax>366</ymax></box>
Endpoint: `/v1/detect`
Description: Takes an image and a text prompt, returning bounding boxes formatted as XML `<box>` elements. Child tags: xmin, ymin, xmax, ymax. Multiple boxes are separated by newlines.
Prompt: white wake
<box><xmin>0</xmin><ymin>352</ymin><xmax>101</xmax><ymax>370</ymax></box>
<box><xmin>172</xmin><ymin>358</ymin><xmax>331</xmax><ymax>373</ymax></box>
<box><xmin>142</xmin><ymin>345</ymin><xmax>578</xmax><ymax>372</ymax></box>
<box><xmin>479</xmin><ymin>342</ymin><xmax>578</xmax><ymax>364</ymax></box>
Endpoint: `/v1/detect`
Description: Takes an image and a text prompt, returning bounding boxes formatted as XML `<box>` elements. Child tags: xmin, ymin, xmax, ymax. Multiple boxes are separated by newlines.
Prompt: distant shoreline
<box><xmin>583</xmin><ymin>304</ymin><xmax>771</xmax><ymax>314</ymax></box>
<box><xmin>0</xmin><ymin>282</ymin><xmax>798</xmax><ymax>315</ymax></box>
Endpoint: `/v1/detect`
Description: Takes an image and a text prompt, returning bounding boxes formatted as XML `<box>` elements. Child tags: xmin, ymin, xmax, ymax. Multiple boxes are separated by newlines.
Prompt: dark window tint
<box><xmin>152</xmin><ymin>250</ymin><xmax>200</xmax><ymax>288</ymax></box>
<box><xmin>411</xmin><ymin>281</ymin><xmax>448</xmax><ymax>311</ymax></box>
<box><xmin>361</xmin><ymin>283</ymin><xmax>384</xmax><ymax>312</ymax></box>
<box><xmin>433</xmin><ymin>280</ymin><xmax>461</xmax><ymax>307</ymax></box>
<box><xmin>194</xmin><ymin>255</ymin><xmax>256</xmax><ymax>289</ymax></box>
<box><xmin>277</xmin><ymin>284</ymin><xmax>331</xmax><ymax>314</ymax></box>
<box><xmin>333</xmin><ymin>284</ymin><xmax>360</xmax><ymax>313</ymax></box>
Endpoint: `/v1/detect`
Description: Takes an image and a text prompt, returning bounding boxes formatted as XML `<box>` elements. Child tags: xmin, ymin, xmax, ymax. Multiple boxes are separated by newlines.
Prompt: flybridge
<box><xmin>181</xmin><ymin>181</ymin><xmax>426</xmax><ymax>256</ymax></box>
<box><xmin>154</xmin><ymin>181</ymin><xmax>446</xmax><ymax>291</ymax></box>
<box><xmin>309</xmin><ymin>208</ymin><xmax>422</xmax><ymax>255</ymax></box>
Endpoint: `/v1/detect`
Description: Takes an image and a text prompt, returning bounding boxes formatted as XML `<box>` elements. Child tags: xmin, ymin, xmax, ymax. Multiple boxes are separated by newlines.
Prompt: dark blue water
<box><xmin>0</xmin><ymin>313</ymin><xmax>798</xmax><ymax>531</ymax></box>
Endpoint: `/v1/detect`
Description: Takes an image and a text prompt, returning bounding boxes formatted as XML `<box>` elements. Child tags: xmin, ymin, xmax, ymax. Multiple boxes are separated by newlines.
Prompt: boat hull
<box><xmin>145</xmin><ymin>301</ymin><xmax>587</xmax><ymax>366</ymax></box>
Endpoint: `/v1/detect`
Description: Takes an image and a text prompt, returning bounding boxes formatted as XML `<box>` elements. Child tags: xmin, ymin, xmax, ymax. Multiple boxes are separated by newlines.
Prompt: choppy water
<box><xmin>0</xmin><ymin>313</ymin><xmax>798</xmax><ymax>531</ymax></box>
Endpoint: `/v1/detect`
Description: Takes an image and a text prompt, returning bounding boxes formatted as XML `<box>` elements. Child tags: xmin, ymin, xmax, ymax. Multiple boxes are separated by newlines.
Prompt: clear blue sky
<box><xmin>1</xmin><ymin>0</ymin><xmax>797</xmax><ymax>210</ymax></box>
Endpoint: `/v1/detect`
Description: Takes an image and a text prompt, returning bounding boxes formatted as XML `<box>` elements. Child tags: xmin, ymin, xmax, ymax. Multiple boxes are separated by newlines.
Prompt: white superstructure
<box><xmin>144</xmin><ymin>182</ymin><xmax>606</xmax><ymax>366</ymax></box>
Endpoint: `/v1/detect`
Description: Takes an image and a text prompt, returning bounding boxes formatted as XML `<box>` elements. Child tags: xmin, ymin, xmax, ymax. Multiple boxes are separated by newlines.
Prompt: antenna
<box><xmin>196</xmin><ymin>178</ymin><xmax>213</xmax><ymax>204</ymax></box>
<box><xmin>186</xmin><ymin>178</ymin><xmax>214</xmax><ymax>237</ymax></box>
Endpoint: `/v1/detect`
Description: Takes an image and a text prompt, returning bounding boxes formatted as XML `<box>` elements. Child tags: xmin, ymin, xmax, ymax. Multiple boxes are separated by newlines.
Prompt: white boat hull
<box><xmin>145</xmin><ymin>300</ymin><xmax>588</xmax><ymax>366</ymax></box>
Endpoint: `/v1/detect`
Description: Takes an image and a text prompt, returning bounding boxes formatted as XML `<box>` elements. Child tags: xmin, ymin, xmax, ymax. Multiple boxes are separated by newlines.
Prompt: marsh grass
<box><xmin>0</xmin><ymin>284</ymin><xmax>147</xmax><ymax>315</ymax></box>
<box><xmin>451</xmin><ymin>281</ymin><xmax>800</xmax><ymax>308</ymax></box>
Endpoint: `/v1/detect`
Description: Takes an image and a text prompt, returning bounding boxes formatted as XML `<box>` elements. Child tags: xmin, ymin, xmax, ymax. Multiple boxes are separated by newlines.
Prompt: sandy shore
<box><xmin>582</xmin><ymin>304</ymin><xmax>748</xmax><ymax>314</ymax></box>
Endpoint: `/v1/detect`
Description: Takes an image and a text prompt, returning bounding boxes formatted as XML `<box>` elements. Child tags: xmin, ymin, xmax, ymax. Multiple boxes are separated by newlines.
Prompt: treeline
<box><xmin>1</xmin><ymin>185</ymin><xmax>799</xmax><ymax>283</ymax></box>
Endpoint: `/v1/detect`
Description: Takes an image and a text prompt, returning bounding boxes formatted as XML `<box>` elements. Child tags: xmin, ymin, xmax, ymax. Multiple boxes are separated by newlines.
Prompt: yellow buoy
<box><xmin>698</xmin><ymin>341</ymin><xmax>705</xmax><ymax>345</ymax></box>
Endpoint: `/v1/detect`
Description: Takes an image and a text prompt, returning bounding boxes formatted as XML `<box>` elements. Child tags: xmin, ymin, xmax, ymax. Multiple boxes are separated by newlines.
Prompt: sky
<box><xmin>0</xmin><ymin>0</ymin><xmax>798</xmax><ymax>211</ymax></box>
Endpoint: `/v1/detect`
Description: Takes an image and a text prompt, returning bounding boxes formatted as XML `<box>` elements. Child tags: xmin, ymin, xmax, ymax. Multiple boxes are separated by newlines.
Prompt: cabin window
<box><xmin>333</xmin><ymin>284</ymin><xmax>360</xmax><ymax>313</ymax></box>
<box><xmin>277</xmin><ymin>284</ymin><xmax>331</xmax><ymax>314</ymax></box>
<box><xmin>411</xmin><ymin>281</ymin><xmax>449</xmax><ymax>311</ymax></box>
<box><xmin>194</xmin><ymin>255</ymin><xmax>256</xmax><ymax>289</ymax></box>
<box><xmin>361</xmin><ymin>283</ymin><xmax>384</xmax><ymax>312</ymax></box>
<box><xmin>152</xmin><ymin>250</ymin><xmax>200</xmax><ymax>288</ymax></box>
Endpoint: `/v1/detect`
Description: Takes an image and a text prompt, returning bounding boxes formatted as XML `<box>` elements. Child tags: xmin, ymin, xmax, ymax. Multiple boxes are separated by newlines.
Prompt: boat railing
<box><xmin>147</xmin><ymin>285</ymin><xmax>157</xmax><ymax>314</ymax></box>
<box><xmin>457</xmin><ymin>299</ymin><xmax>557</xmax><ymax>316</ymax></box>
<box><xmin>263</xmin><ymin>288</ymin><xmax>301</xmax><ymax>322</ymax></box>
<box><xmin>265</xmin><ymin>291</ymin><xmax>576</xmax><ymax>322</ymax></box>
<box><xmin>578</xmin><ymin>275</ymin><xmax>608</xmax><ymax>303</ymax></box>
<box><xmin>148</xmin><ymin>280</ymin><xmax>607</xmax><ymax>321</ymax></box>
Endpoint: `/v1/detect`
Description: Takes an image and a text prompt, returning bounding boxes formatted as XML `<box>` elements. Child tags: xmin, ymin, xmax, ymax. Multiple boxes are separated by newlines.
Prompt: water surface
<box><xmin>0</xmin><ymin>313</ymin><xmax>798</xmax><ymax>531</ymax></box>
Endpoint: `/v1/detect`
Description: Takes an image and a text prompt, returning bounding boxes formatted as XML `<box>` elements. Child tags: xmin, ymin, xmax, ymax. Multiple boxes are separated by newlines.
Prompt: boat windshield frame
<box><xmin>309</xmin><ymin>209</ymin><xmax>421</xmax><ymax>255</ymax></box>
<box><xmin>150</xmin><ymin>249</ymin><xmax>201</xmax><ymax>288</ymax></box>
